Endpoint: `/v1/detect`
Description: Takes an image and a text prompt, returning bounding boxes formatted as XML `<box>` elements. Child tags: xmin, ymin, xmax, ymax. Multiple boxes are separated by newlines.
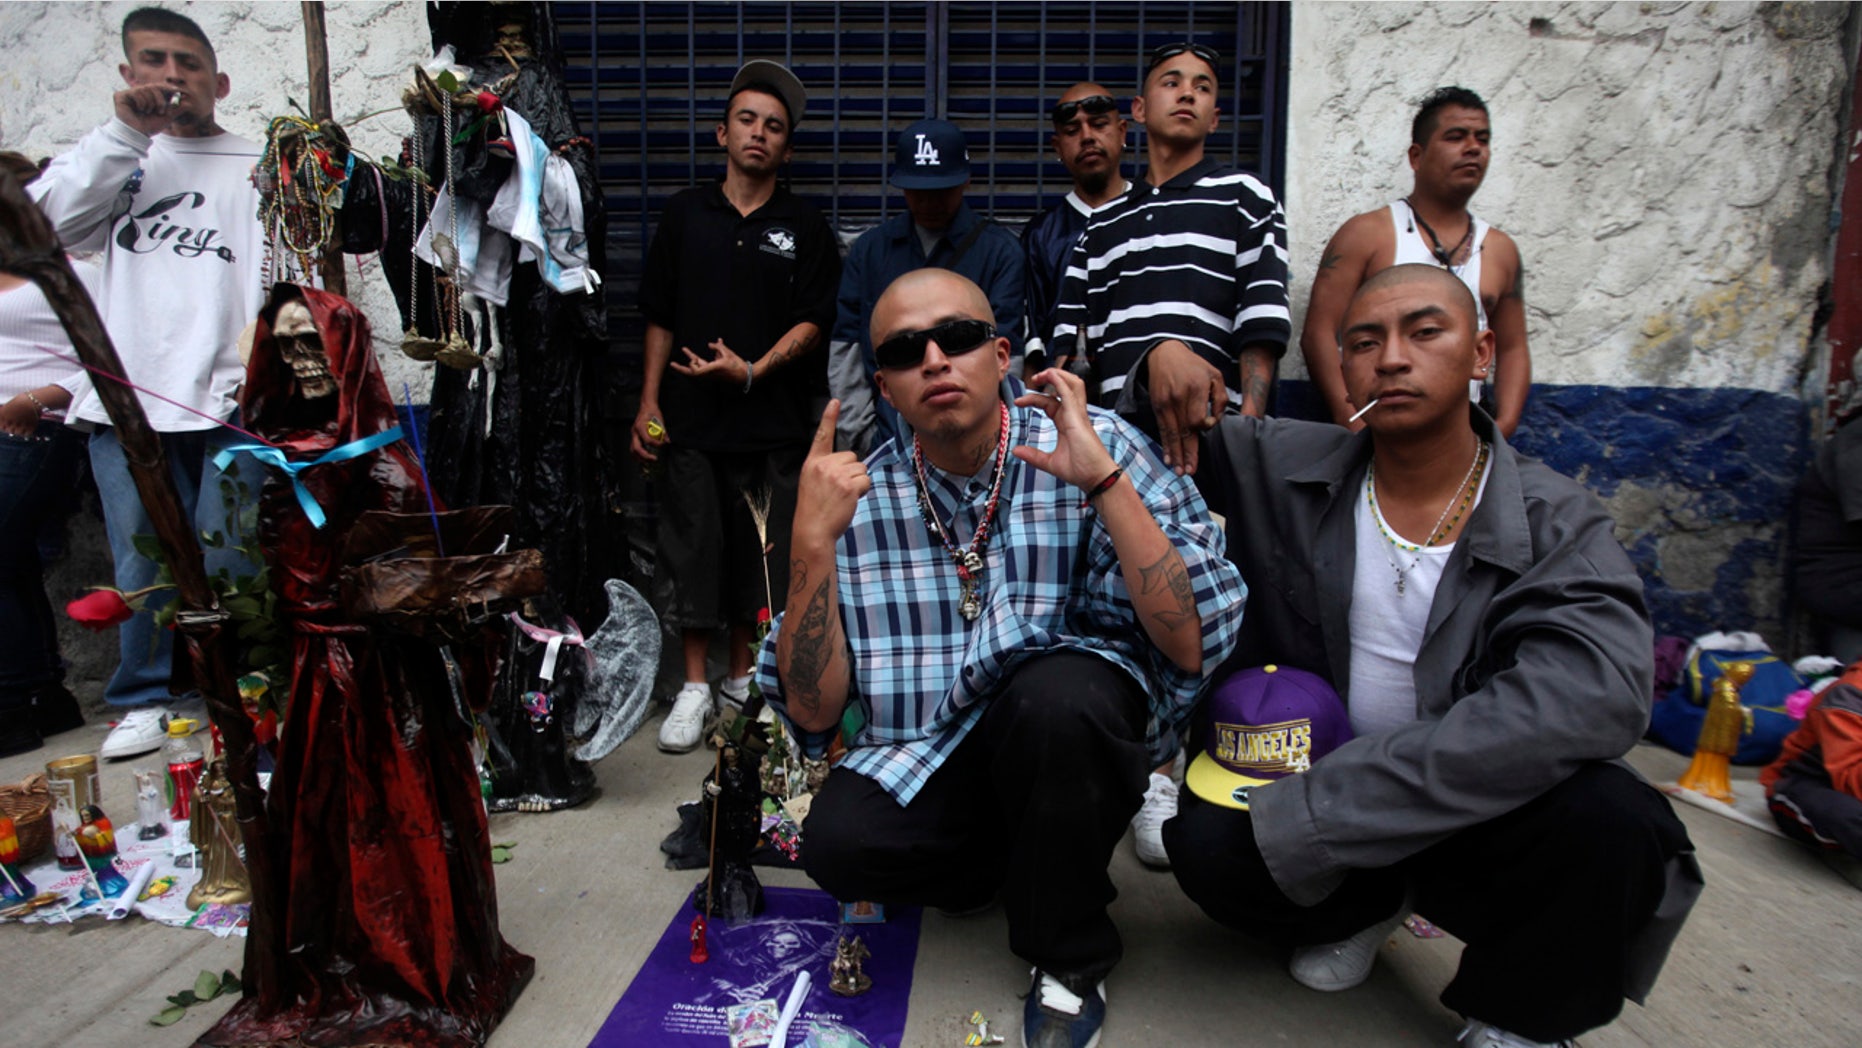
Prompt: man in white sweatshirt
<box><xmin>30</xmin><ymin>7</ymin><xmax>266</xmax><ymax>758</ymax></box>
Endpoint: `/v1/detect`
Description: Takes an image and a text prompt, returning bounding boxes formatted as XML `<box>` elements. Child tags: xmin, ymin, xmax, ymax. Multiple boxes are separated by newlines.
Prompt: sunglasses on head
<box><xmin>1144</xmin><ymin>42</ymin><xmax>1222</xmax><ymax>81</ymax></box>
<box><xmin>1051</xmin><ymin>94</ymin><xmax>1118</xmax><ymax>125</ymax></box>
<box><xmin>874</xmin><ymin>319</ymin><xmax>997</xmax><ymax>371</ymax></box>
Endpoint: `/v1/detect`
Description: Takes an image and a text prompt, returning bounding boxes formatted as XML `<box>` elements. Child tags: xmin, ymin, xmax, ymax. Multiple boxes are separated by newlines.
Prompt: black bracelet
<box><xmin>1081</xmin><ymin>467</ymin><xmax>1124</xmax><ymax>508</ymax></box>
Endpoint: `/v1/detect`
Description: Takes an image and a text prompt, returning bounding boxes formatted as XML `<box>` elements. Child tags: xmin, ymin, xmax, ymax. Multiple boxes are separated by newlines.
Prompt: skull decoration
<box><xmin>273</xmin><ymin>299</ymin><xmax>337</xmax><ymax>399</ymax></box>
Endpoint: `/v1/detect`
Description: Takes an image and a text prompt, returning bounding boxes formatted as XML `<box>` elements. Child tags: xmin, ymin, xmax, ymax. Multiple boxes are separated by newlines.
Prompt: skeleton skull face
<box><xmin>273</xmin><ymin>300</ymin><xmax>336</xmax><ymax>399</ymax></box>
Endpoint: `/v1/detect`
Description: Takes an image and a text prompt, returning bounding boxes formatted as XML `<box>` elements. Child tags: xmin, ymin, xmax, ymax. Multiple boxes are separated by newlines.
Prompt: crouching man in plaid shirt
<box><xmin>756</xmin><ymin>269</ymin><xmax>1244</xmax><ymax>1047</ymax></box>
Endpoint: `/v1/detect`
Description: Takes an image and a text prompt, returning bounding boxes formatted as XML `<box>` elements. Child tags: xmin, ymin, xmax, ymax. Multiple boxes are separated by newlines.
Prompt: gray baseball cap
<box><xmin>729</xmin><ymin>59</ymin><xmax>806</xmax><ymax>126</ymax></box>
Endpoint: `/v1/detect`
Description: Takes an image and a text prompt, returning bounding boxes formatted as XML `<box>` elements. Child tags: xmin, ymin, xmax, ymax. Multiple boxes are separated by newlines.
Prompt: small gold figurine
<box><xmin>1676</xmin><ymin>661</ymin><xmax>1755</xmax><ymax>804</ymax></box>
<box><xmin>186</xmin><ymin>759</ymin><xmax>252</xmax><ymax>910</ymax></box>
<box><xmin>828</xmin><ymin>934</ymin><xmax>872</xmax><ymax>997</ymax></box>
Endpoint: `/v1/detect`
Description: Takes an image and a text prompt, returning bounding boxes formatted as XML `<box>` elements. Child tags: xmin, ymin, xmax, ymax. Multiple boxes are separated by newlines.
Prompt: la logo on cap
<box><xmin>913</xmin><ymin>133</ymin><xmax>940</xmax><ymax>166</ymax></box>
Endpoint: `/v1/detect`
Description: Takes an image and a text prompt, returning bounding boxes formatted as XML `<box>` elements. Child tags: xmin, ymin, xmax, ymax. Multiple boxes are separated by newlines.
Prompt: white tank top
<box><xmin>1390</xmin><ymin>200</ymin><xmax>1490</xmax><ymax>400</ymax></box>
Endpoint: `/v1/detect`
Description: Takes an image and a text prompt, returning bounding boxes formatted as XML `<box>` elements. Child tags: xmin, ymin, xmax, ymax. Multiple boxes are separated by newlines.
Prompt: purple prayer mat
<box><xmin>590</xmin><ymin>886</ymin><xmax>921</xmax><ymax>1048</ymax></box>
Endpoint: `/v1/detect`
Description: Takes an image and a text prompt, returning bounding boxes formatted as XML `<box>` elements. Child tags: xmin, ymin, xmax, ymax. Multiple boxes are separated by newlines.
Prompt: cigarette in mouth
<box><xmin>1346</xmin><ymin>398</ymin><xmax>1380</xmax><ymax>424</ymax></box>
<box><xmin>167</xmin><ymin>91</ymin><xmax>181</xmax><ymax>107</ymax></box>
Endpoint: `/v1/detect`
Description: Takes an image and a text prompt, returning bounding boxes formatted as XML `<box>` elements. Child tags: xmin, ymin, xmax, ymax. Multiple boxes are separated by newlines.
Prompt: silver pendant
<box><xmin>959</xmin><ymin>550</ymin><xmax>983</xmax><ymax>574</ymax></box>
<box><xmin>1394</xmin><ymin>569</ymin><xmax>1406</xmax><ymax>596</ymax></box>
<box><xmin>959</xmin><ymin>593</ymin><xmax>981</xmax><ymax>621</ymax></box>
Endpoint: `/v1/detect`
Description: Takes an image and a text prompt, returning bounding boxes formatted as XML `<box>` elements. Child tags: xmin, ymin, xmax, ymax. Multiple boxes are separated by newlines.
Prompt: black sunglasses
<box><xmin>1143</xmin><ymin>42</ymin><xmax>1222</xmax><ymax>82</ymax></box>
<box><xmin>1051</xmin><ymin>94</ymin><xmax>1118</xmax><ymax>126</ymax></box>
<box><xmin>874</xmin><ymin>319</ymin><xmax>997</xmax><ymax>371</ymax></box>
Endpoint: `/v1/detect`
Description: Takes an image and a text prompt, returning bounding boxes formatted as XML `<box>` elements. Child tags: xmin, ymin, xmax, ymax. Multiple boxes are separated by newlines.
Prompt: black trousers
<box><xmin>1165</xmin><ymin>763</ymin><xmax>1692</xmax><ymax>1042</ymax></box>
<box><xmin>803</xmin><ymin>653</ymin><xmax>1149</xmax><ymax>985</ymax></box>
<box><xmin>1770</xmin><ymin>772</ymin><xmax>1862</xmax><ymax>858</ymax></box>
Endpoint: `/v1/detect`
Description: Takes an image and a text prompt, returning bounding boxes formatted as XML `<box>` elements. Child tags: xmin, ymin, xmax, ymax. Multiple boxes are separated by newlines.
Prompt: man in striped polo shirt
<box><xmin>1050</xmin><ymin>41</ymin><xmax>1293</xmax><ymax>869</ymax></box>
<box><xmin>1050</xmin><ymin>42</ymin><xmax>1292</xmax><ymax>440</ymax></box>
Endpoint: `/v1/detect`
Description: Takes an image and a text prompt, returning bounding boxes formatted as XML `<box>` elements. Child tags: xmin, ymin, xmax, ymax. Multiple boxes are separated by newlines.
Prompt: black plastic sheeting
<box><xmin>343</xmin><ymin>2</ymin><xmax>614</xmax><ymax>625</ymax></box>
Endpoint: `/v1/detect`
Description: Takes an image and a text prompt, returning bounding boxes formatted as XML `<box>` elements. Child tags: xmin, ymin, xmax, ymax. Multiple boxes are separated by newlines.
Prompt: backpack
<box><xmin>1646</xmin><ymin>648</ymin><xmax>1804</xmax><ymax>765</ymax></box>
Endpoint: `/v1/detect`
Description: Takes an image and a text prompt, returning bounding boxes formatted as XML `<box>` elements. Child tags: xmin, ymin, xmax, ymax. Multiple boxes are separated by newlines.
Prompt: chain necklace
<box><xmin>1404</xmin><ymin>197</ymin><xmax>1474</xmax><ymax>272</ymax></box>
<box><xmin>1365</xmin><ymin>440</ymin><xmax>1489</xmax><ymax>595</ymax></box>
<box><xmin>911</xmin><ymin>401</ymin><xmax>1011</xmax><ymax>622</ymax></box>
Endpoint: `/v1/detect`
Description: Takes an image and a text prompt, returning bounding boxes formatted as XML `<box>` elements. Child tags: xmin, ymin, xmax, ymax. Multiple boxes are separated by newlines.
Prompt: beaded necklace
<box><xmin>911</xmin><ymin>401</ymin><xmax>1011</xmax><ymax>622</ymax></box>
<box><xmin>1404</xmin><ymin>197</ymin><xmax>1475</xmax><ymax>273</ymax></box>
<box><xmin>1365</xmin><ymin>440</ymin><xmax>1489</xmax><ymax>595</ymax></box>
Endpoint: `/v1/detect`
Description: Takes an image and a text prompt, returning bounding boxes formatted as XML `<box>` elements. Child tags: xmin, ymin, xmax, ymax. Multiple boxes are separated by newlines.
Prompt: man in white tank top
<box><xmin>1301</xmin><ymin>86</ymin><xmax>1530</xmax><ymax>438</ymax></box>
<box><xmin>1131</xmin><ymin>266</ymin><xmax>1697</xmax><ymax>1048</ymax></box>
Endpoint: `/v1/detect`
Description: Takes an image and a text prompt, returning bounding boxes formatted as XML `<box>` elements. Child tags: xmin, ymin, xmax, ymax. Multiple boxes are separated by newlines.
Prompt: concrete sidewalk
<box><xmin>4</xmin><ymin>716</ymin><xmax>1858</xmax><ymax>1048</ymax></box>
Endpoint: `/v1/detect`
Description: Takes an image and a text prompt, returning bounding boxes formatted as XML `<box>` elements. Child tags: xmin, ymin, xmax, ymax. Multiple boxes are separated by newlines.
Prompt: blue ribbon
<box><xmin>213</xmin><ymin>426</ymin><xmax>404</xmax><ymax>529</ymax></box>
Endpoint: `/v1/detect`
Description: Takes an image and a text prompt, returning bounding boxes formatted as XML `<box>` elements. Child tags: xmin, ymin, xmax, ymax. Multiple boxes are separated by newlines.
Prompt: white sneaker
<box><xmin>719</xmin><ymin>674</ymin><xmax>752</xmax><ymax>711</ymax></box>
<box><xmin>99</xmin><ymin>706</ymin><xmax>171</xmax><ymax>760</ymax></box>
<box><xmin>1457</xmin><ymin>1020</ymin><xmax>1575</xmax><ymax>1048</ymax></box>
<box><xmin>658</xmin><ymin>684</ymin><xmax>713</xmax><ymax>753</ymax></box>
<box><xmin>1131</xmin><ymin>772</ymin><xmax>1178</xmax><ymax>868</ymax></box>
<box><xmin>1289</xmin><ymin>909</ymin><xmax>1408</xmax><ymax>991</ymax></box>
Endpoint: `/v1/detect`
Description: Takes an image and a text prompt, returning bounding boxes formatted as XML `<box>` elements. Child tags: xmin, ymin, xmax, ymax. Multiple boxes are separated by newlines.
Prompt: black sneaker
<box><xmin>1022</xmin><ymin>968</ymin><xmax>1105</xmax><ymax>1048</ymax></box>
<box><xmin>31</xmin><ymin>684</ymin><xmax>85</xmax><ymax>738</ymax></box>
<box><xmin>0</xmin><ymin>707</ymin><xmax>44</xmax><ymax>758</ymax></box>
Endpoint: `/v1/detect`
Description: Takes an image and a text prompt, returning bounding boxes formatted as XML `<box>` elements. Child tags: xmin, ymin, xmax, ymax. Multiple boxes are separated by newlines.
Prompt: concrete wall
<box><xmin>1283</xmin><ymin>1</ymin><xmax>1854</xmax><ymax>645</ymax></box>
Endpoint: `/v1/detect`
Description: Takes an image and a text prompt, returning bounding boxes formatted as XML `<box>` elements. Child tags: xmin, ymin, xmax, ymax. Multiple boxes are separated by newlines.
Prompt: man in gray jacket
<box><xmin>1131</xmin><ymin>264</ymin><xmax>1699</xmax><ymax>1048</ymax></box>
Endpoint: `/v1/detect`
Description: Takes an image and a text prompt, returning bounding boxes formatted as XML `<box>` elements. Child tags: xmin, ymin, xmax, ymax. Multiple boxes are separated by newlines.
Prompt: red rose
<box><xmin>67</xmin><ymin>589</ymin><xmax>134</xmax><ymax>631</ymax></box>
<box><xmin>476</xmin><ymin>91</ymin><xmax>502</xmax><ymax>113</ymax></box>
<box><xmin>254</xmin><ymin>710</ymin><xmax>278</xmax><ymax>746</ymax></box>
<box><xmin>757</xmin><ymin>607</ymin><xmax>771</xmax><ymax>625</ymax></box>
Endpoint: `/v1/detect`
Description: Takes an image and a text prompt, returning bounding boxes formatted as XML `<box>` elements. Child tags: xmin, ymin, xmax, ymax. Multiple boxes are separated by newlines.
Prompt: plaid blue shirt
<box><xmin>757</xmin><ymin>383</ymin><xmax>1246</xmax><ymax>805</ymax></box>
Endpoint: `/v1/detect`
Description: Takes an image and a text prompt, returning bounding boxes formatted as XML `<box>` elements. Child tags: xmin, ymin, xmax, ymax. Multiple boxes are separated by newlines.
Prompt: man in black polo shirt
<box><xmin>632</xmin><ymin>60</ymin><xmax>841</xmax><ymax>752</ymax></box>
<box><xmin>1052</xmin><ymin>41</ymin><xmax>1291</xmax><ymax>461</ymax></box>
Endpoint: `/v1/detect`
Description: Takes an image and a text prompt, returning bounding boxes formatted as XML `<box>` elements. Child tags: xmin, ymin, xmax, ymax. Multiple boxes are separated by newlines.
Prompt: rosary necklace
<box><xmin>1365</xmin><ymin>440</ymin><xmax>1489</xmax><ymax>595</ymax></box>
<box><xmin>911</xmin><ymin>401</ymin><xmax>1011</xmax><ymax>622</ymax></box>
<box><xmin>1405</xmin><ymin>197</ymin><xmax>1474</xmax><ymax>271</ymax></box>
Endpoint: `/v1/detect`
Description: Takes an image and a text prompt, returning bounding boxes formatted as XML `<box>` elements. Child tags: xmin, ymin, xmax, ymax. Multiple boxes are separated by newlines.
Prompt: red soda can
<box><xmin>167</xmin><ymin>756</ymin><xmax>204</xmax><ymax>821</ymax></box>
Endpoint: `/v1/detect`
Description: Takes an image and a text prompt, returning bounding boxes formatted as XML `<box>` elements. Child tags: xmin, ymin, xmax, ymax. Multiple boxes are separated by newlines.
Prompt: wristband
<box><xmin>1081</xmin><ymin>467</ymin><xmax>1124</xmax><ymax>508</ymax></box>
<box><xmin>744</xmin><ymin>360</ymin><xmax>755</xmax><ymax>393</ymax></box>
<box><xmin>25</xmin><ymin>389</ymin><xmax>49</xmax><ymax>414</ymax></box>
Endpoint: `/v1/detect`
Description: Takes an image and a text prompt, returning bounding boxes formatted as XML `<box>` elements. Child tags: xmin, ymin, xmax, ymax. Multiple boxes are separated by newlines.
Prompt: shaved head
<box><xmin>1343</xmin><ymin>263</ymin><xmax>1479</xmax><ymax>341</ymax></box>
<box><xmin>871</xmin><ymin>269</ymin><xmax>996</xmax><ymax>344</ymax></box>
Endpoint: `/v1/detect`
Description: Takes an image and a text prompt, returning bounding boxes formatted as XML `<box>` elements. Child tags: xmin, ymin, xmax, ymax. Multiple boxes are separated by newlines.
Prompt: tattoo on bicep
<box><xmin>1318</xmin><ymin>250</ymin><xmax>1344</xmax><ymax>272</ymax></box>
<box><xmin>1136</xmin><ymin>550</ymin><xmax>1199</xmax><ymax>631</ymax></box>
<box><xmin>784</xmin><ymin>573</ymin><xmax>836</xmax><ymax>715</ymax></box>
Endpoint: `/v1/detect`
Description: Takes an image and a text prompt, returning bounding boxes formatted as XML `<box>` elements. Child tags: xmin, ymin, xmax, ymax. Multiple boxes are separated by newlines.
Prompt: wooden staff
<box><xmin>301</xmin><ymin>0</ymin><xmax>346</xmax><ymax>296</ymax></box>
<box><xmin>0</xmin><ymin>171</ymin><xmax>280</xmax><ymax>1006</ymax></box>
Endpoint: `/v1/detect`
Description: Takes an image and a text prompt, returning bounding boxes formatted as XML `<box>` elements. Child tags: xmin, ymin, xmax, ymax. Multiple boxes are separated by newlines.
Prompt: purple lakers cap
<box><xmin>1185</xmin><ymin>664</ymin><xmax>1353</xmax><ymax>811</ymax></box>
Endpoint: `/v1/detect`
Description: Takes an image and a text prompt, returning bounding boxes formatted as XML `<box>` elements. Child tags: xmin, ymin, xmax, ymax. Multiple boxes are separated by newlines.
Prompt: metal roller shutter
<box><xmin>552</xmin><ymin>1</ymin><xmax>1288</xmax><ymax>364</ymax></box>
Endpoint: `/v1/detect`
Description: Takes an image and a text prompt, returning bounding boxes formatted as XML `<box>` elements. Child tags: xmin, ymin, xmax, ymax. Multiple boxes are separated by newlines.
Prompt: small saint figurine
<box><xmin>75</xmin><ymin>803</ymin><xmax>130</xmax><ymax>898</ymax></box>
<box><xmin>1677</xmin><ymin>661</ymin><xmax>1755</xmax><ymax>804</ymax></box>
<box><xmin>186</xmin><ymin>758</ymin><xmax>252</xmax><ymax>910</ymax></box>
<box><xmin>0</xmin><ymin>815</ymin><xmax>36</xmax><ymax>904</ymax></box>
<box><xmin>828</xmin><ymin>934</ymin><xmax>872</xmax><ymax>997</ymax></box>
<box><xmin>692</xmin><ymin>742</ymin><xmax>767</xmax><ymax>920</ymax></box>
<box><xmin>135</xmin><ymin>768</ymin><xmax>169</xmax><ymax>840</ymax></box>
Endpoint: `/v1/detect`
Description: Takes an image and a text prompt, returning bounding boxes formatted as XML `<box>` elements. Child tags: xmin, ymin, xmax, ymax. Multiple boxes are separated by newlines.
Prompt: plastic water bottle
<box><xmin>163</xmin><ymin>719</ymin><xmax>206</xmax><ymax>822</ymax></box>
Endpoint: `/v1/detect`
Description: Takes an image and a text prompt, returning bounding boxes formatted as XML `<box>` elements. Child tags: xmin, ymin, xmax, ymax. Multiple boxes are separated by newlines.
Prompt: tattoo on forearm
<box><xmin>1136</xmin><ymin>550</ymin><xmax>1199</xmax><ymax>631</ymax></box>
<box><xmin>784</xmin><ymin>573</ymin><xmax>836</xmax><ymax>716</ymax></box>
<box><xmin>788</xmin><ymin>558</ymin><xmax>810</xmax><ymax>596</ymax></box>
<box><xmin>1239</xmin><ymin>352</ymin><xmax>1272</xmax><ymax>410</ymax></box>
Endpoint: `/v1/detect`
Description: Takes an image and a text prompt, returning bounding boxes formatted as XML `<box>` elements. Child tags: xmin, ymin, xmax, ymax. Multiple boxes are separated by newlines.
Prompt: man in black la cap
<box><xmin>828</xmin><ymin>118</ymin><xmax>1024</xmax><ymax>455</ymax></box>
<box><xmin>632</xmin><ymin>59</ymin><xmax>841</xmax><ymax>751</ymax></box>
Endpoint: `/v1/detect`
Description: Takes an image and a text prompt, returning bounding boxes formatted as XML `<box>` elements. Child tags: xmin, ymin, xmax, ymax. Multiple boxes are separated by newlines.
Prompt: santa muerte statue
<box><xmin>201</xmin><ymin>285</ymin><xmax>535</xmax><ymax>1047</ymax></box>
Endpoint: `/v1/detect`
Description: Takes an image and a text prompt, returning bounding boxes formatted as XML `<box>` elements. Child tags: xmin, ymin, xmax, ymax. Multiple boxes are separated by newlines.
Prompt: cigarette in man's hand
<box><xmin>1346</xmin><ymin>398</ymin><xmax>1380</xmax><ymax>424</ymax></box>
